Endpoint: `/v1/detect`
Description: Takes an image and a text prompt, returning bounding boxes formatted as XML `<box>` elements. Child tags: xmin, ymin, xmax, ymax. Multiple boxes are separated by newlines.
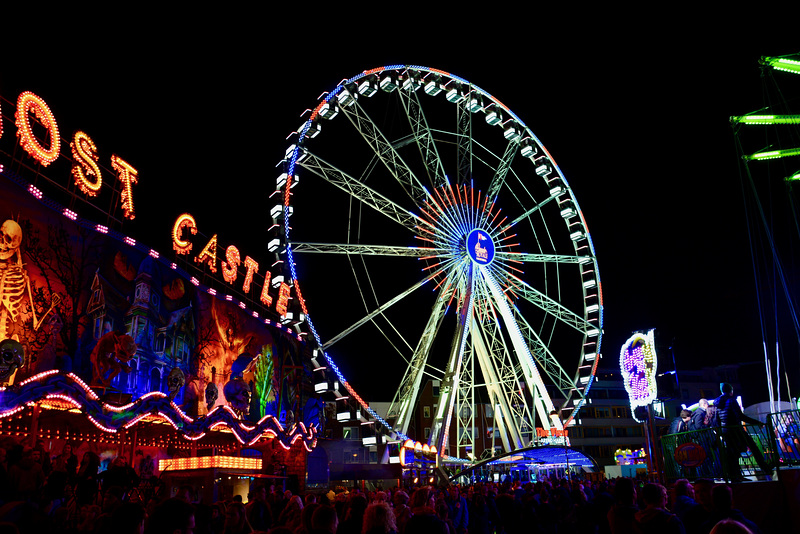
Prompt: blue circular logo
<box><xmin>467</xmin><ymin>229</ymin><xmax>495</xmax><ymax>265</ymax></box>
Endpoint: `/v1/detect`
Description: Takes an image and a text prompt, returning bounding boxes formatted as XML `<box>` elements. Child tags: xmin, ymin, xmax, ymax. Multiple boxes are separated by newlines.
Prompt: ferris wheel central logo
<box><xmin>467</xmin><ymin>229</ymin><xmax>495</xmax><ymax>265</ymax></box>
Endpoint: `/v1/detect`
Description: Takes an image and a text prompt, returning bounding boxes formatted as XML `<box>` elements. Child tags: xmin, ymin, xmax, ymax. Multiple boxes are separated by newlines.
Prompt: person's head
<box><xmin>410</xmin><ymin>486</ymin><xmax>435</xmax><ymax>509</ymax></box>
<box><xmin>699</xmin><ymin>399</ymin><xmax>709</xmax><ymax>410</ymax></box>
<box><xmin>252</xmin><ymin>483</ymin><xmax>267</xmax><ymax>502</ymax></box>
<box><xmin>62</xmin><ymin>443</ymin><xmax>73</xmax><ymax>456</ymax></box>
<box><xmin>311</xmin><ymin>504</ymin><xmax>338</xmax><ymax>534</ymax></box>
<box><xmin>146</xmin><ymin>499</ymin><xmax>195</xmax><ymax>534</ymax></box>
<box><xmin>392</xmin><ymin>490</ymin><xmax>409</xmax><ymax>507</ymax></box>
<box><xmin>363</xmin><ymin>502</ymin><xmax>397</xmax><ymax>534</ymax></box>
<box><xmin>680</xmin><ymin>409</ymin><xmax>692</xmax><ymax>422</ymax></box>
<box><xmin>641</xmin><ymin>483</ymin><xmax>668</xmax><ymax>509</ymax></box>
<box><xmin>721</xmin><ymin>383</ymin><xmax>734</xmax><ymax>395</ymax></box>
<box><xmin>175</xmin><ymin>485</ymin><xmax>193</xmax><ymax>503</ymax></box>
<box><xmin>674</xmin><ymin>479</ymin><xmax>694</xmax><ymax>498</ymax></box>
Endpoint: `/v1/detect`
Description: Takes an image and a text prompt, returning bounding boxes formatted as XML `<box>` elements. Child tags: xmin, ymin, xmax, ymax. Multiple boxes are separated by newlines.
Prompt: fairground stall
<box><xmin>0</xmin><ymin>88</ymin><xmax>321</xmax><ymax>500</ymax></box>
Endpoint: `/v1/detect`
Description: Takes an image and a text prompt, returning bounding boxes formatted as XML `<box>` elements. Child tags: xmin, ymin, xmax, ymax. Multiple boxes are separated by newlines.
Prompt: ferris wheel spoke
<box><xmin>456</xmin><ymin>98</ymin><xmax>473</xmax><ymax>185</ymax></box>
<box><xmin>431</xmin><ymin>264</ymin><xmax>476</xmax><ymax>457</ymax></box>
<box><xmin>506</xmin><ymin>188</ymin><xmax>562</xmax><ymax>229</ymax></box>
<box><xmin>290</xmin><ymin>242</ymin><xmax>447</xmax><ymax>258</ymax></box>
<box><xmin>397</xmin><ymin>89</ymin><xmax>448</xmax><ymax>189</ymax></box>
<box><xmin>469</xmin><ymin>314</ymin><xmax>533</xmax><ymax>449</ymax></box>
<box><xmin>338</xmin><ymin>98</ymin><xmax>428</xmax><ymax>205</ymax></box>
<box><xmin>479</xmin><ymin>269</ymin><xmax>561</xmax><ymax>430</ymax></box>
<box><xmin>513</xmin><ymin>278</ymin><xmax>596</xmax><ymax>335</ymax></box>
<box><xmin>487</xmin><ymin>138</ymin><xmax>520</xmax><ymax>200</ymax></box>
<box><xmin>389</xmin><ymin>282</ymin><xmax>454</xmax><ymax>436</ymax></box>
<box><xmin>321</xmin><ymin>271</ymin><xmax>438</xmax><ymax>350</ymax></box>
<box><xmin>511</xmin><ymin>307</ymin><xmax>586</xmax><ymax>408</ymax></box>
<box><xmin>298</xmin><ymin>150</ymin><xmax>424</xmax><ymax>234</ymax></box>
<box><xmin>495</xmin><ymin>251</ymin><xmax>593</xmax><ymax>265</ymax></box>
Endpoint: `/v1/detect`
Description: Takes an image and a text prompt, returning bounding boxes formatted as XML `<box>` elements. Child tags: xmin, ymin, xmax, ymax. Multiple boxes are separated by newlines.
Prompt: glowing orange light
<box><xmin>195</xmin><ymin>234</ymin><xmax>218</xmax><ymax>273</ymax></box>
<box><xmin>15</xmin><ymin>91</ymin><xmax>60</xmax><ymax>166</ymax></box>
<box><xmin>111</xmin><ymin>155</ymin><xmax>138</xmax><ymax>220</ymax></box>
<box><xmin>221</xmin><ymin>245</ymin><xmax>240</xmax><ymax>284</ymax></box>
<box><xmin>172</xmin><ymin>213</ymin><xmax>197</xmax><ymax>255</ymax></box>
<box><xmin>260</xmin><ymin>271</ymin><xmax>273</xmax><ymax>306</ymax></box>
<box><xmin>70</xmin><ymin>131</ymin><xmax>102</xmax><ymax>196</ymax></box>
<box><xmin>243</xmin><ymin>256</ymin><xmax>258</xmax><ymax>294</ymax></box>
<box><xmin>275</xmin><ymin>281</ymin><xmax>291</xmax><ymax>316</ymax></box>
<box><xmin>157</xmin><ymin>456</ymin><xmax>262</xmax><ymax>472</ymax></box>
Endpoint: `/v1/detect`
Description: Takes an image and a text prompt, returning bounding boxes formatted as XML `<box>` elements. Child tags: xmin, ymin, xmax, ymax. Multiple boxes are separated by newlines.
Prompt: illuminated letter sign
<box><xmin>275</xmin><ymin>282</ymin><xmax>291</xmax><ymax>316</ymax></box>
<box><xmin>195</xmin><ymin>234</ymin><xmax>218</xmax><ymax>273</ymax></box>
<box><xmin>620</xmin><ymin>329</ymin><xmax>658</xmax><ymax>417</ymax></box>
<box><xmin>172</xmin><ymin>214</ymin><xmax>197</xmax><ymax>255</ymax></box>
<box><xmin>242</xmin><ymin>256</ymin><xmax>259</xmax><ymax>294</ymax></box>
<box><xmin>111</xmin><ymin>155</ymin><xmax>138</xmax><ymax>220</ymax></box>
<box><xmin>222</xmin><ymin>245</ymin><xmax>240</xmax><ymax>284</ymax></box>
<box><xmin>467</xmin><ymin>229</ymin><xmax>494</xmax><ymax>265</ymax></box>
<box><xmin>70</xmin><ymin>131</ymin><xmax>102</xmax><ymax>196</ymax></box>
<box><xmin>15</xmin><ymin>91</ymin><xmax>61</xmax><ymax>166</ymax></box>
<box><xmin>260</xmin><ymin>271</ymin><xmax>273</xmax><ymax>306</ymax></box>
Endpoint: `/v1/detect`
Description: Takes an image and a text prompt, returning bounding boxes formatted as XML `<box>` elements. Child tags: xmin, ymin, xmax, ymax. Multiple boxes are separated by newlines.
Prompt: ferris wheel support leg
<box><xmin>432</xmin><ymin>264</ymin><xmax>475</xmax><ymax>466</ymax></box>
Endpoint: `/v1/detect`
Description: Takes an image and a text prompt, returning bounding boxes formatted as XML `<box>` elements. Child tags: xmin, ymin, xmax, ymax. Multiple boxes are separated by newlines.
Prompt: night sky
<box><xmin>1</xmin><ymin>22</ymin><xmax>799</xmax><ymax>405</ymax></box>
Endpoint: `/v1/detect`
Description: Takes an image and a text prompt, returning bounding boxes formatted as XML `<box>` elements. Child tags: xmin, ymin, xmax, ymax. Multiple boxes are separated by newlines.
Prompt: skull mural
<box><xmin>205</xmin><ymin>382</ymin><xmax>219</xmax><ymax>411</ymax></box>
<box><xmin>0</xmin><ymin>220</ymin><xmax>22</xmax><ymax>261</ymax></box>
<box><xmin>223</xmin><ymin>377</ymin><xmax>251</xmax><ymax>417</ymax></box>
<box><xmin>0</xmin><ymin>338</ymin><xmax>24</xmax><ymax>384</ymax></box>
<box><xmin>167</xmin><ymin>367</ymin><xmax>185</xmax><ymax>401</ymax></box>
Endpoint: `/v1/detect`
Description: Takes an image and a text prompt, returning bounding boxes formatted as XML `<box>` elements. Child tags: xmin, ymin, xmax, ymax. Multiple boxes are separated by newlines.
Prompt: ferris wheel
<box><xmin>277</xmin><ymin>65</ymin><xmax>603</xmax><ymax>461</ymax></box>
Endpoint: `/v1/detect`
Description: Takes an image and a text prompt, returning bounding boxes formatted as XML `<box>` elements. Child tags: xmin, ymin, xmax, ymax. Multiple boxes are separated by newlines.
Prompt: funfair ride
<box><xmin>276</xmin><ymin>65</ymin><xmax>603</xmax><ymax>464</ymax></box>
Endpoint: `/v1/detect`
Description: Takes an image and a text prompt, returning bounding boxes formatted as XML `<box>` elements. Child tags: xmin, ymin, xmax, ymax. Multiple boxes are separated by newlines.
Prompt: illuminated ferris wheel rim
<box><xmin>279</xmin><ymin>64</ymin><xmax>604</xmax><ymax>450</ymax></box>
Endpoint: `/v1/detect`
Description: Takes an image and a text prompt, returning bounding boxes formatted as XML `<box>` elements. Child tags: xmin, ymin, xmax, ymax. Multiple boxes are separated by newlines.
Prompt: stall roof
<box><xmin>450</xmin><ymin>445</ymin><xmax>598</xmax><ymax>481</ymax></box>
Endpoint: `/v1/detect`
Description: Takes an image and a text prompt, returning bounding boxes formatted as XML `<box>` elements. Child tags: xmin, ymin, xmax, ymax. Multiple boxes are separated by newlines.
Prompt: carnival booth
<box><xmin>0</xmin><ymin>88</ymin><xmax>321</xmax><ymax>499</ymax></box>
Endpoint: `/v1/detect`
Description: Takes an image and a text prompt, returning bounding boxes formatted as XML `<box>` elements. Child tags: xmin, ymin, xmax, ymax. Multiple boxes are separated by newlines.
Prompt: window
<box><xmin>594</xmin><ymin>407</ymin><xmax>611</xmax><ymax>418</ymax></box>
<box><xmin>485</xmin><ymin>405</ymin><xmax>494</xmax><ymax>419</ymax></box>
<box><xmin>432</xmin><ymin>380</ymin><xmax>440</xmax><ymax>397</ymax></box>
<box><xmin>424</xmin><ymin>427</ymin><xmax>430</xmax><ymax>439</ymax></box>
<box><xmin>613</xmin><ymin>407</ymin><xmax>630</xmax><ymax>418</ymax></box>
<box><xmin>423</xmin><ymin>406</ymin><xmax>431</xmax><ymax>419</ymax></box>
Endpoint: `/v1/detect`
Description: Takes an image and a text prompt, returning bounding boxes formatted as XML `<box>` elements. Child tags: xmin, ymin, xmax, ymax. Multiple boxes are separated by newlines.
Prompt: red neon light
<box><xmin>111</xmin><ymin>155</ymin><xmax>138</xmax><ymax>220</ymax></box>
<box><xmin>15</xmin><ymin>91</ymin><xmax>60</xmax><ymax>166</ymax></box>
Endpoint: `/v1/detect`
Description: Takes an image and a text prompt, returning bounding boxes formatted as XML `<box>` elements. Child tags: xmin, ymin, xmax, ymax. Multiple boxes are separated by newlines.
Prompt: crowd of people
<box><xmin>0</xmin><ymin>437</ymin><xmax>768</xmax><ymax>534</ymax></box>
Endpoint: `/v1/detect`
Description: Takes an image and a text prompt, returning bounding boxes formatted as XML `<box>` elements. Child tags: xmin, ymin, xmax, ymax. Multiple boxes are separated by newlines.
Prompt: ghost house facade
<box><xmin>86</xmin><ymin>255</ymin><xmax>195</xmax><ymax>400</ymax></box>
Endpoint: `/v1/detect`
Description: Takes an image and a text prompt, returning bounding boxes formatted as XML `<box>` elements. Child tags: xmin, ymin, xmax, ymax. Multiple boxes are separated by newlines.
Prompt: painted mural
<box><xmin>0</xmin><ymin>177</ymin><xmax>321</xmax><ymax>435</ymax></box>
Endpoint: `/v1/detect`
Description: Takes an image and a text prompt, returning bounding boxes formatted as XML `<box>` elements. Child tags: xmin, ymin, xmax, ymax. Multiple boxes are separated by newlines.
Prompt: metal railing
<box><xmin>661</xmin><ymin>420</ymin><xmax>777</xmax><ymax>481</ymax></box>
<box><xmin>767</xmin><ymin>408</ymin><xmax>800</xmax><ymax>467</ymax></box>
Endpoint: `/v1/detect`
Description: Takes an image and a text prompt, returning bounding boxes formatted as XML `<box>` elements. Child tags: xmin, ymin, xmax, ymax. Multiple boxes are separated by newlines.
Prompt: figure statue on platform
<box><xmin>90</xmin><ymin>331</ymin><xmax>137</xmax><ymax>387</ymax></box>
<box><xmin>0</xmin><ymin>220</ymin><xmax>39</xmax><ymax>344</ymax></box>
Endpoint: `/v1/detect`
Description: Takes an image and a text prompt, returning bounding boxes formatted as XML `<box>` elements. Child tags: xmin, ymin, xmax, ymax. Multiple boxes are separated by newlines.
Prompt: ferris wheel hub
<box><xmin>466</xmin><ymin>229</ymin><xmax>495</xmax><ymax>266</ymax></box>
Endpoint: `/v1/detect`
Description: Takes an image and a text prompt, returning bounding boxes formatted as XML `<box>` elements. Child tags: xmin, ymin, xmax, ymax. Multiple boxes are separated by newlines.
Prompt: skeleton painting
<box><xmin>0</xmin><ymin>220</ymin><xmax>35</xmax><ymax>343</ymax></box>
<box><xmin>223</xmin><ymin>377</ymin><xmax>251</xmax><ymax>417</ymax></box>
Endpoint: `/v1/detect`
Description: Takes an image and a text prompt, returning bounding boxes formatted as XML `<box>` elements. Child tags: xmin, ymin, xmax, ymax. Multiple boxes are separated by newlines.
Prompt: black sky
<box><xmin>1</xmin><ymin>21</ymin><xmax>799</xmax><ymax>403</ymax></box>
